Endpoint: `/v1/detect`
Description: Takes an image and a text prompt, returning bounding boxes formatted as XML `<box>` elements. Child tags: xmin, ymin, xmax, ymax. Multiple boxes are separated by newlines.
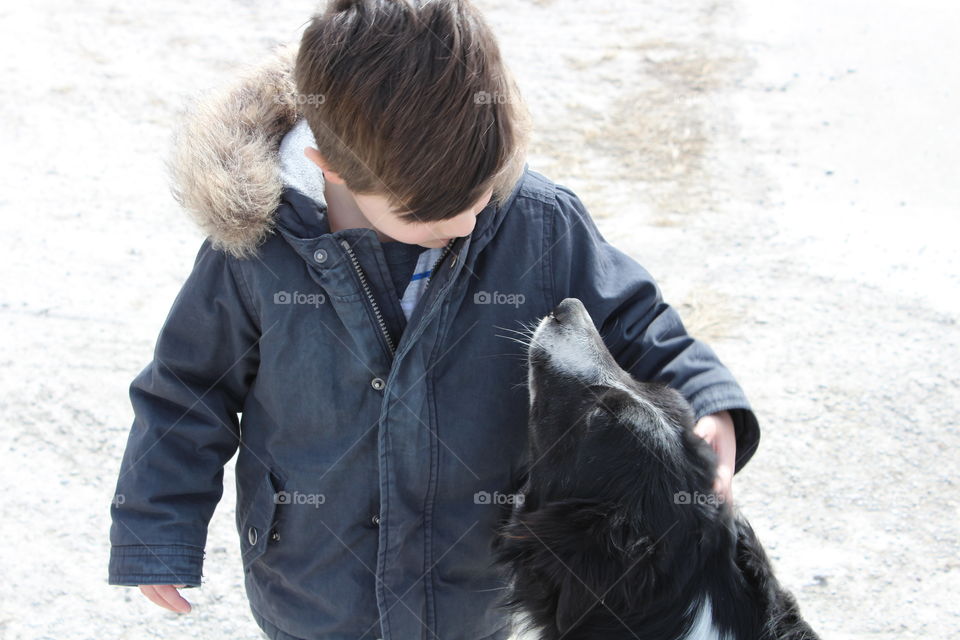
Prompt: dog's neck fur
<box><xmin>683</xmin><ymin>598</ymin><xmax>729</xmax><ymax>640</ymax></box>
<box><xmin>498</xmin><ymin>459</ymin><xmax>811</xmax><ymax>640</ymax></box>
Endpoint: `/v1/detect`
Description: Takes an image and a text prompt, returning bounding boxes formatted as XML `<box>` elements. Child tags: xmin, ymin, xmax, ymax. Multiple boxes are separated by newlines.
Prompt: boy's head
<box><xmin>294</xmin><ymin>0</ymin><xmax>531</xmax><ymax>240</ymax></box>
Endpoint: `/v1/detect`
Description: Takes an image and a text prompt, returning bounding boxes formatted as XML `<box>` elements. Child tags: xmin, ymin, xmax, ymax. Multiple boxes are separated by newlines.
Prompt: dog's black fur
<box><xmin>491</xmin><ymin>298</ymin><xmax>819</xmax><ymax>640</ymax></box>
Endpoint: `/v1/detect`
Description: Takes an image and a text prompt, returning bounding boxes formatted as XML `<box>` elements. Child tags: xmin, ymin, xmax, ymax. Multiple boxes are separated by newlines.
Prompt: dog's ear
<box><xmin>501</xmin><ymin>499</ymin><xmax>657</xmax><ymax>635</ymax></box>
<box><xmin>555</xmin><ymin>571</ymin><xmax>601</xmax><ymax>635</ymax></box>
<box><xmin>554</xmin><ymin>525</ymin><xmax>658</xmax><ymax>634</ymax></box>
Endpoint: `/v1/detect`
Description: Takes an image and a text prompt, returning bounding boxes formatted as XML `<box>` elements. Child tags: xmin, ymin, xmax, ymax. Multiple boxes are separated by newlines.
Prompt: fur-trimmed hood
<box><xmin>167</xmin><ymin>43</ymin><xmax>307</xmax><ymax>259</ymax></box>
<box><xmin>166</xmin><ymin>42</ymin><xmax>527</xmax><ymax>260</ymax></box>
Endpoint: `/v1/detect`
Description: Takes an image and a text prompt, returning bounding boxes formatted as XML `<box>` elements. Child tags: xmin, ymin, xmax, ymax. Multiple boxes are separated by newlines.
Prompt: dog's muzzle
<box><xmin>529</xmin><ymin>298</ymin><xmax>621</xmax><ymax>387</ymax></box>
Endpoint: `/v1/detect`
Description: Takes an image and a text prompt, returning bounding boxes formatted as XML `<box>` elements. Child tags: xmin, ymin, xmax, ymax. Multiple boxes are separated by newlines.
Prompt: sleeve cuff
<box><xmin>108</xmin><ymin>544</ymin><xmax>205</xmax><ymax>587</ymax></box>
<box><xmin>726</xmin><ymin>407</ymin><xmax>760</xmax><ymax>474</ymax></box>
<box><xmin>686</xmin><ymin>385</ymin><xmax>761</xmax><ymax>474</ymax></box>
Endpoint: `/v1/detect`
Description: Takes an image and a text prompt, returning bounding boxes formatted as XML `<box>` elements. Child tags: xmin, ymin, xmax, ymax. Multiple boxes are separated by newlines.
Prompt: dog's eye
<box><xmin>593</xmin><ymin>400</ymin><xmax>616</xmax><ymax>419</ymax></box>
<box><xmin>585</xmin><ymin>406</ymin><xmax>612</xmax><ymax>431</ymax></box>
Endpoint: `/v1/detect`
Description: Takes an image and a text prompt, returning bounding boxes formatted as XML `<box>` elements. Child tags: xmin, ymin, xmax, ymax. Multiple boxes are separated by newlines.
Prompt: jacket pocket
<box><xmin>238</xmin><ymin>469</ymin><xmax>281</xmax><ymax>570</ymax></box>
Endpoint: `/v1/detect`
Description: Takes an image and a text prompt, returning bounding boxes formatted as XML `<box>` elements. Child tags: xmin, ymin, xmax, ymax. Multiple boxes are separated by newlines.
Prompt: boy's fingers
<box><xmin>714</xmin><ymin>464</ymin><xmax>734</xmax><ymax>504</ymax></box>
<box><xmin>138</xmin><ymin>585</ymin><xmax>192</xmax><ymax>613</ymax></box>
<box><xmin>155</xmin><ymin>584</ymin><xmax>192</xmax><ymax>613</ymax></box>
<box><xmin>717</xmin><ymin>464</ymin><xmax>733</xmax><ymax>484</ymax></box>
<box><xmin>139</xmin><ymin>585</ymin><xmax>177</xmax><ymax>613</ymax></box>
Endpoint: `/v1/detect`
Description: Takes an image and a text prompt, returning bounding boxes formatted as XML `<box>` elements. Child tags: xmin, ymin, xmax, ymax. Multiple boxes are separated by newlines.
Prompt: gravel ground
<box><xmin>0</xmin><ymin>0</ymin><xmax>956</xmax><ymax>638</ymax></box>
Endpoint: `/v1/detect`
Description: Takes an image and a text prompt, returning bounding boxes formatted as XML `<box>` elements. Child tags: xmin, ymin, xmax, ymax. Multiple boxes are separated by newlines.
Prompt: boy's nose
<box><xmin>450</xmin><ymin>213</ymin><xmax>477</xmax><ymax>238</ymax></box>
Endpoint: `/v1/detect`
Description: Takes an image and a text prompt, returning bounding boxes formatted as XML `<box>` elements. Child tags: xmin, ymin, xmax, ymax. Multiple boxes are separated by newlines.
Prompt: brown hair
<box><xmin>294</xmin><ymin>0</ymin><xmax>531</xmax><ymax>223</ymax></box>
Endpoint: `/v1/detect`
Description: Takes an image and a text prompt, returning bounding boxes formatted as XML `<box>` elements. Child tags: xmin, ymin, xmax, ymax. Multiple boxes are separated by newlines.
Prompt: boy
<box><xmin>108</xmin><ymin>1</ymin><xmax>759</xmax><ymax>639</ymax></box>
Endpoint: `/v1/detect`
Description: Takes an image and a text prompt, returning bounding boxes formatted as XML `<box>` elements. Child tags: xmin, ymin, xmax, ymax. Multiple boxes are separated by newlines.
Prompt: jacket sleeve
<box><xmin>545</xmin><ymin>185</ymin><xmax>760</xmax><ymax>473</ymax></box>
<box><xmin>108</xmin><ymin>239</ymin><xmax>260</xmax><ymax>586</ymax></box>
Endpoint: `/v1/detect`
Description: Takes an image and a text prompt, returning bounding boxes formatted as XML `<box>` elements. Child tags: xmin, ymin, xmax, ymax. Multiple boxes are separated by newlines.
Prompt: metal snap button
<box><xmin>247</xmin><ymin>526</ymin><xmax>258</xmax><ymax>545</ymax></box>
<box><xmin>313</xmin><ymin>248</ymin><xmax>327</xmax><ymax>263</ymax></box>
<box><xmin>269</xmin><ymin>529</ymin><xmax>280</xmax><ymax>542</ymax></box>
<box><xmin>371</xmin><ymin>514</ymin><xmax>380</xmax><ymax>527</ymax></box>
<box><xmin>370</xmin><ymin>377</ymin><xmax>385</xmax><ymax>391</ymax></box>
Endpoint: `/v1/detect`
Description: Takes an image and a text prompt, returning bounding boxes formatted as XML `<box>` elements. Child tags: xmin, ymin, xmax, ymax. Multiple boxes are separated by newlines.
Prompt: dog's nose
<box><xmin>551</xmin><ymin>298</ymin><xmax>580</xmax><ymax>324</ymax></box>
<box><xmin>550</xmin><ymin>302</ymin><xmax>568</xmax><ymax>324</ymax></box>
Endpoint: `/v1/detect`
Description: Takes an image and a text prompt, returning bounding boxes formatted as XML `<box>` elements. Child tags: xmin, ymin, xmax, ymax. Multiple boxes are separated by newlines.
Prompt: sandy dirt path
<box><xmin>0</xmin><ymin>0</ymin><xmax>956</xmax><ymax>638</ymax></box>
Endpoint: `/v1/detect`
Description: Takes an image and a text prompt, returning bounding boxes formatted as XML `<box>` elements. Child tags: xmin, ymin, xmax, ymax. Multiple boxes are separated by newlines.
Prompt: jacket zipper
<box><xmin>339</xmin><ymin>237</ymin><xmax>456</xmax><ymax>358</ymax></box>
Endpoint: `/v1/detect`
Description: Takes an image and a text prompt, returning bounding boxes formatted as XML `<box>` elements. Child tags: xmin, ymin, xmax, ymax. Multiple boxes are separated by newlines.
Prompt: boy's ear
<box><xmin>303</xmin><ymin>147</ymin><xmax>345</xmax><ymax>184</ymax></box>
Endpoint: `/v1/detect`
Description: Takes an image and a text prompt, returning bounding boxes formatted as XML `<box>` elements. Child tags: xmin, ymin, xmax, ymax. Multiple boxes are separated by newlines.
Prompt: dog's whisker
<box><xmin>494</xmin><ymin>335</ymin><xmax>533</xmax><ymax>350</ymax></box>
<box><xmin>493</xmin><ymin>333</ymin><xmax>547</xmax><ymax>355</ymax></box>
<box><xmin>493</xmin><ymin>324</ymin><xmax>533</xmax><ymax>335</ymax></box>
<box><xmin>494</xmin><ymin>327</ymin><xmax>537</xmax><ymax>344</ymax></box>
<box><xmin>474</xmin><ymin>353</ymin><xmax>529</xmax><ymax>363</ymax></box>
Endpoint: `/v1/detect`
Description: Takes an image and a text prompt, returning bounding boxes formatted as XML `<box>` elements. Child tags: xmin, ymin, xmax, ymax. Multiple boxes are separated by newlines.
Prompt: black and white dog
<box><xmin>492</xmin><ymin>298</ymin><xmax>819</xmax><ymax>640</ymax></box>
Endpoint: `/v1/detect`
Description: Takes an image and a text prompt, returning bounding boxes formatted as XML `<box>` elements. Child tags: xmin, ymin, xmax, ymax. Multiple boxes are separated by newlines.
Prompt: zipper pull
<box><xmin>449</xmin><ymin>237</ymin><xmax>460</xmax><ymax>269</ymax></box>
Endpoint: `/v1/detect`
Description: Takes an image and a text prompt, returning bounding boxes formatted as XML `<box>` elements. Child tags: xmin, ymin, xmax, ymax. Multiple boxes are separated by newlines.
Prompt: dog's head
<box><xmin>525</xmin><ymin>298</ymin><xmax>720</xmax><ymax>509</ymax></box>
<box><xmin>499</xmin><ymin>298</ymin><xmax>733</xmax><ymax>636</ymax></box>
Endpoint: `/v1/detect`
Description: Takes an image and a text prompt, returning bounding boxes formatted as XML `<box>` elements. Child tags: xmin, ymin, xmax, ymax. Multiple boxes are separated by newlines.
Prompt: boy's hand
<box><xmin>139</xmin><ymin>585</ymin><xmax>192</xmax><ymax>613</ymax></box>
<box><xmin>693</xmin><ymin>410</ymin><xmax>736</xmax><ymax>505</ymax></box>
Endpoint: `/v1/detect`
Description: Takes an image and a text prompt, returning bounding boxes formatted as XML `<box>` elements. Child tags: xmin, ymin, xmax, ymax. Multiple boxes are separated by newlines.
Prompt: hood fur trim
<box><xmin>167</xmin><ymin>43</ymin><xmax>302</xmax><ymax>259</ymax></box>
<box><xmin>166</xmin><ymin>40</ymin><xmax>530</xmax><ymax>260</ymax></box>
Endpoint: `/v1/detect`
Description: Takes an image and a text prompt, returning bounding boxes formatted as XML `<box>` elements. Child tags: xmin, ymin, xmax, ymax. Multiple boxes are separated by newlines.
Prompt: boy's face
<box><xmin>305</xmin><ymin>147</ymin><xmax>493</xmax><ymax>249</ymax></box>
<box><xmin>352</xmin><ymin>187</ymin><xmax>493</xmax><ymax>249</ymax></box>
